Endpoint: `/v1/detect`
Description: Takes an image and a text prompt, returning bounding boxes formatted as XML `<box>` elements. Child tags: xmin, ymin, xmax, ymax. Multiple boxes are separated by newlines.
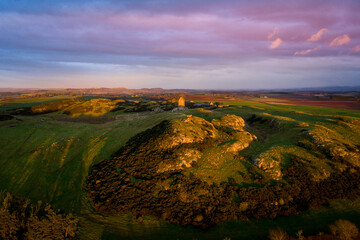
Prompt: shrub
<box><xmin>0</xmin><ymin>208</ymin><xmax>21</xmax><ymax>240</ymax></box>
<box><xmin>268</xmin><ymin>228</ymin><xmax>288</xmax><ymax>240</ymax></box>
<box><xmin>25</xmin><ymin>204</ymin><xmax>78</xmax><ymax>240</ymax></box>
<box><xmin>0</xmin><ymin>192</ymin><xmax>78</xmax><ymax>240</ymax></box>
<box><xmin>296</xmin><ymin>230</ymin><xmax>304</xmax><ymax>240</ymax></box>
<box><xmin>330</xmin><ymin>219</ymin><xmax>359</xmax><ymax>240</ymax></box>
<box><xmin>0</xmin><ymin>192</ymin><xmax>22</xmax><ymax>240</ymax></box>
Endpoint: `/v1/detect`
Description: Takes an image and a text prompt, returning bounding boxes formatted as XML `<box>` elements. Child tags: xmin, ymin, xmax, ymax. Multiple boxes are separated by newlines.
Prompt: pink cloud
<box><xmin>329</xmin><ymin>34</ymin><xmax>351</xmax><ymax>47</ymax></box>
<box><xmin>294</xmin><ymin>47</ymin><xmax>319</xmax><ymax>56</ymax></box>
<box><xmin>352</xmin><ymin>45</ymin><xmax>360</xmax><ymax>53</ymax></box>
<box><xmin>307</xmin><ymin>28</ymin><xmax>328</xmax><ymax>42</ymax></box>
<box><xmin>267</xmin><ymin>27</ymin><xmax>279</xmax><ymax>40</ymax></box>
<box><xmin>269</xmin><ymin>38</ymin><xmax>282</xmax><ymax>49</ymax></box>
<box><xmin>1</xmin><ymin>2</ymin><xmax>360</xmax><ymax>60</ymax></box>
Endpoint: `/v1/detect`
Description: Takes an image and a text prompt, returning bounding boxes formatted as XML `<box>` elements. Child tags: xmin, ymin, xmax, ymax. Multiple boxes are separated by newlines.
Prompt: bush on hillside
<box><xmin>0</xmin><ymin>192</ymin><xmax>78</xmax><ymax>240</ymax></box>
<box><xmin>268</xmin><ymin>228</ymin><xmax>289</xmax><ymax>240</ymax></box>
<box><xmin>329</xmin><ymin>219</ymin><xmax>359</xmax><ymax>240</ymax></box>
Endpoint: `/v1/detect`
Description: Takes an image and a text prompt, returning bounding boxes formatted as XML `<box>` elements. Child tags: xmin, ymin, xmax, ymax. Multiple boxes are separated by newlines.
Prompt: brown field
<box><xmin>267</xmin><ymin>99</ymin><xmax>360</xmax><ymax>110</ymax></box>
<box><xmin>185</xmin><ymin>94</ymin><xmax>360</xmax><ymax>110</ymax></box>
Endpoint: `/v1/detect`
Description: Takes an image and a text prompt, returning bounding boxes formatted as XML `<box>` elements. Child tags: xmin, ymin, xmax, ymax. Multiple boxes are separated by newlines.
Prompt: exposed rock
<box><xmin>297</xmin><ymin>122</ymin><xmax>309</xmax><ymax>127</ymax></box>
<box><xmin>225</xmin><ymin>132</ymin><xmax>257</xmax><ymax>153</ymax></box>
<box><xmin>171</xmin><ymin>106</ymin><xmax>188</xmax><ymax>112</ymax></box>
<box><xmin>158</xmin><ymin>116</ymin><xmax>218</xmax><ymax>149</ymax></box>
<box><xmin>157</xmin><ymin>148</ymin><xmax>202</xmax><ymax>173</ymax></box>
<box><xmin>253</xmin><ymin>146</ymin><xmax>283</xmax><ymax>180</ymax></box>
<box><xmin>307</xmin><ymin>125</ymin><xmax>360</xmax><ymax>167</ymax></box>
<box><xmin>152</xmin><ymin>107</ymin><xmax>164</xmax><ymax>112</ymax></box>
<box><xmin>212</xmin><ymin>114</ymin><xmax>245</xmax><ymax>131</ymax></box>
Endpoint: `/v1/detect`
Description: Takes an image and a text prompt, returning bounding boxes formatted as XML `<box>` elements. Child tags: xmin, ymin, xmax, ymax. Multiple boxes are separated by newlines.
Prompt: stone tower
<box><xmin>178</xmin><ymin>96</ymin><xmax>185</xmax><ymax>107</ymax></box>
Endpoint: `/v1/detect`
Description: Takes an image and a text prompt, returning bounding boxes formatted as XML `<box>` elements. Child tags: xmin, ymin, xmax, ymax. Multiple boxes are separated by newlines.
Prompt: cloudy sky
<box><xmin>0</xmin><ymin>0</ymin><xmax>359</xmax><ymax>89</ymax></box>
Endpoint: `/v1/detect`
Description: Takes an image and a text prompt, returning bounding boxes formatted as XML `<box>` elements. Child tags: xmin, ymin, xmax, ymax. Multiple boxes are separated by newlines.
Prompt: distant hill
<box><xmin>1</xmin><ymin>86</ymin><xmax>359</xmax><ymax>95</ymax></box>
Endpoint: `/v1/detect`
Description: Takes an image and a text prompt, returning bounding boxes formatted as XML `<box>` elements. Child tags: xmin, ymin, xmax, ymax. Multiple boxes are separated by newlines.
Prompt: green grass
<box><xmin>0</xmin><ymin>96</ymin><xmax>74</xmax><ymax>111</ymax></box>
<box><xmin>0</xmin><ymin>98</ymin><xmax>359</xmax><ymax>239</ymax></box>
<box><xmin>78</xmin><ymin>195</ymin><xmax>360</xmax><ymax>240</ymax></box>
<box><xmin>0</xmin><ymin>111</ymin><xmax>183</xmax><ymax>213</ymax></box>
<box><xmin>224</xmin><ymin>101</ymin><xmax>360</xmax><ymax>118</ymax></box>
<box><xmin>212</xmin><ymin>198</ymin><xmax>360</xmax><ymax>240</ymax></box>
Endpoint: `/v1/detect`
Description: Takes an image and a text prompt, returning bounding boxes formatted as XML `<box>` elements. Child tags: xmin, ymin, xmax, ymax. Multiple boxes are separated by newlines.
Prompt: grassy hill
<box><xmin>0</xmin><ymin>97</ymin><xmax>359</xmax><ymax>239</ymax></box>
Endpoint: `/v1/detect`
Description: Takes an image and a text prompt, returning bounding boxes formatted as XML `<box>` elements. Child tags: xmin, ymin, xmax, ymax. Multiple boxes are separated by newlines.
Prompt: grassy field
<box><xmin>0</xmin><ymin>111</ymin><xmax>183</xmax><ymax>212</ymax></box>
<box><xmin>0</xmin><ymin>97</ymin><xmax>359</xmax><ymax>239</ymax></box>
<box><xmin>0</xmin><ymin>96</ymin><xmax>75</xmax><ymax>111</ymax></box>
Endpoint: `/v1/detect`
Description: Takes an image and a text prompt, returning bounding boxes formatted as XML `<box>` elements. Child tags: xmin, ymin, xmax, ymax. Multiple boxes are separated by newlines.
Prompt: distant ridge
<box><xmin>1</xmin><ymin>85</ymin><xmax>360</xmax><ymax>93</ymax></box>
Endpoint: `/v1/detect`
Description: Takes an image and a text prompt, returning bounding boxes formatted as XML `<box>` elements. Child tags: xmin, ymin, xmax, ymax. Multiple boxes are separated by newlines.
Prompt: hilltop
<box><xmin>87</xmin><ymin>113</ymin><xmax>360</xmax><ymax>228</ymax></box>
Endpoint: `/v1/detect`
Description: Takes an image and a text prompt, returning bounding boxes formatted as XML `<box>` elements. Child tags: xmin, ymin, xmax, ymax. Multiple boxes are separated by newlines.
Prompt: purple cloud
<box><xmin>0</xmin><ymin>0</ymin><xmax>359</xmax><ymax>88</ymax></box>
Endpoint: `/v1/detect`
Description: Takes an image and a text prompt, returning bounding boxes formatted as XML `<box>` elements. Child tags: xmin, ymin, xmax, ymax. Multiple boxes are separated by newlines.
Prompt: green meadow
<box><xmin>0</xmin><ymin>96</ymin><xmax>74</xmax><ymax>111</ymax></box>
<box><xmin>0</xmin><ymin>97</ymin><xmax>359</xmax><ymax>239</ymax></box>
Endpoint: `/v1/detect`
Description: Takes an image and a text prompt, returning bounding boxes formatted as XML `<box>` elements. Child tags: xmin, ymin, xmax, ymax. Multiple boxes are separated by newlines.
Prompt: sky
<box><xmin>0</xmin><ymin>0</ymin><xmax>359</xmax><ymax>89</ymax></box>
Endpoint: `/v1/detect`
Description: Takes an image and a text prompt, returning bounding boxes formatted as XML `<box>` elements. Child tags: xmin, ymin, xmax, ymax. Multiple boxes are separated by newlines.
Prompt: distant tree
<box><xmin>330</xmin><ymin>219</ymin><xmax>359</xmax><ymax>240</ymax></box>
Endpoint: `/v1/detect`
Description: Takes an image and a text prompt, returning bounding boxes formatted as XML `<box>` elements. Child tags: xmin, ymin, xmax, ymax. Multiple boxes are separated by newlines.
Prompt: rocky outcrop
<box><xmin>158</xmin><ymin>116</ymin><xmax>218</xmax><ymax>149</ymax></box>
<box><xmin>87</xmin><ymin>114</ymin><xmax>256</xmax><ymax>227</ymax></box>
<box><xmin>212</xmin><ymin>114</ymin><xmax>245</xmax><ymax>131</ymax></box>
<box><xmin>307</xmin><ymin>125</ymin><xmax>360</xmax><ymax>167</ymax></box>
<box><xmin>86</xmin><ymin>114</ymin><xmax>360</xmax><ymax>228</ymax></box>
<box><xmin>253</xmin><ymin>147</ymin><xmax>283</xmax><ymax>180</ymax></box>
<box><xmin>109</xmin><ymin>115</ymin><xmax>256</xmax><ymax>178</ymax></box>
